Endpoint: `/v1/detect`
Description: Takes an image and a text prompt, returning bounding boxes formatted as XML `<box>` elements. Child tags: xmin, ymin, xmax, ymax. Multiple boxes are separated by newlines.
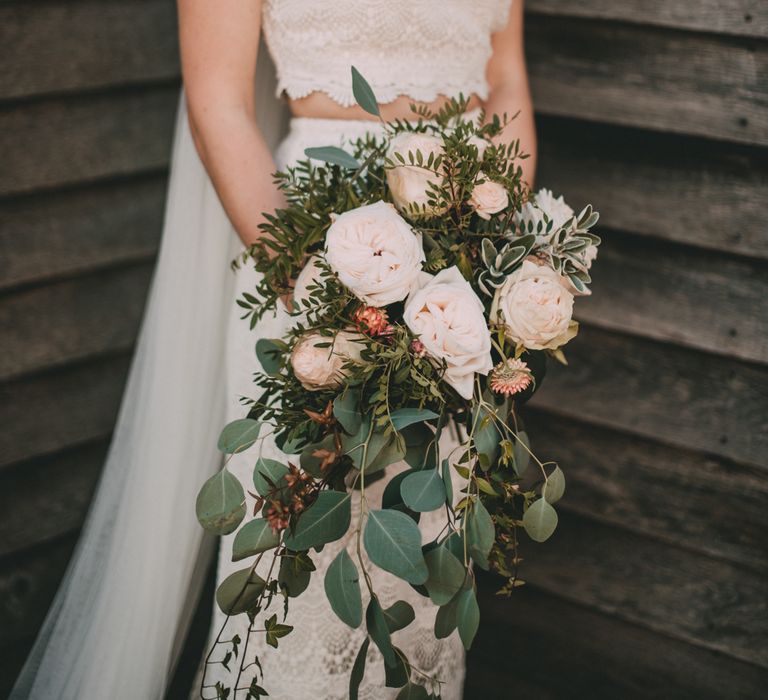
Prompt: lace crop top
<box><xmin>262</xmin><ymin>0</ymin><xmax>513</xmax><ymax>107</ymax></box>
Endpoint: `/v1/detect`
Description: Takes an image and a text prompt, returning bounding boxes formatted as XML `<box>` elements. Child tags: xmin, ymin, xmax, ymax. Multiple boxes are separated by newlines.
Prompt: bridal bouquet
<box><xmin>196</xmin><ymin>69</ymin><xmax>600</xmax><ymax>699</ymax></box>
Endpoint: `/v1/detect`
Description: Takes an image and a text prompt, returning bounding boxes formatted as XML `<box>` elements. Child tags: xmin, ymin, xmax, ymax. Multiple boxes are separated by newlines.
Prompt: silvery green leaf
<box><xmin>196</xmin><ymin>468</ymin><xmax>246</xmax><ymax>535</ymax></box>
<box><xmin>523</xmin><ymin>497</ymin><xmax>558</xmax><ymax>542</ymax></box>
<box><xmin>543</xmin><ymin>466</ymin><xmax>566</xmax><ymax>504</ymax></box>
<box><xmin>218</xmin><ymin>418</ymin><xmax>261</xmax><ymax>453</ymax></box>
<box><xmin>304</xmin><ymin>146</ymin><xmax>360</xmax><ymax>169</ymax></box>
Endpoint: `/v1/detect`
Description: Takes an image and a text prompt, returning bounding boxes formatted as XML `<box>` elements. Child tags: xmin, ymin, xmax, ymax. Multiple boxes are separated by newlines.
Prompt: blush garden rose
<box><xmin>290</xmin><ymin>330</ymin><xmax>363</xmax><ymax>390</ymax></box>
<box><xmin>385</xmin><ymin>131</ymin><xmax>447</xmax><ymax>215</ymax></box>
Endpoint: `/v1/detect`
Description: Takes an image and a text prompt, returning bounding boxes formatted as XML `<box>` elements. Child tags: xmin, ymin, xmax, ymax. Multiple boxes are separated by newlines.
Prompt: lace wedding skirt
<box><xmin>195</xmin><ymin>116</ymin><xmax>466</xmax><ymax>700</ymax></box>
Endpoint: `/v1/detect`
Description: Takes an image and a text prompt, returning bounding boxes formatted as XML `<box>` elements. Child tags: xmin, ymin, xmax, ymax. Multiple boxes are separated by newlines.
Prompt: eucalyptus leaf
<box><xmin>389</xmin><ymin>408</ymin><xmax>439</xmax><ymax>430</ymax></box>
<box><xmin>456</xmin><ymin>587</ymin><xmax>480</xmax><ymax>650</ymax></box>
<box><xmin>255</xmin><ymin>338</ymin><xmax>285</xmax><ymax>376</ymax></box>
<box><xmin>543</xmin><ymin>466</ymin><xmax>566</xmax><ymax>504</ymax></box>
<box><xmin>513</xmin><ymin>430</ymin><xmax>531</xmax><ymax>474</ymax></box>
<box><xmin>441</xmin><ymin>459</ymin><xmax>453</xmax><ymax>506</ymax></box>
<box><xmin>385</xmin><ymin>648</ymin><xmax>411</xmax><ymax>688</ymax></box>
<box><xmin>333</xmin><ymin>391</ymin><xmax>362</xmax><ymax>434</ymax></box>
<box><xmin>300</xmin><ymin>435</ymin><xmax>336</xmax><ymax>478</ymax></box>
<box><xmin>324</xmin><ymin>548</ymin><xmax>363</xmax><ymax>628</ymax></box>
<box><xmin>283</xmin><ymin>491</ymin><xmax>351</xmax><ymax>550</ymax></box>
<box><xmin>434</xmin><ymin>594</ymin><xmax>460</xmax><ymax>639</ymax></box>
<box><xmin>401</xmin><ymin>423</ymin><xmax>434</xmax><ymax>470</ymax></box>
<box><xmin>400</xmin><ymin>469</ymin><xmax>445</xmax><ymax>512</ymax></box>
<box><xmin>366</xmin><ymin>596</ymin><xmax>396</xmax><ymax>667</ymax></box>
<box><xmin>196</xmin><ymin>468</ymin><xmax>245</xmax><ymax>535</ymax></box>
<box><xmin>278</xmin><ymin>551</ymin><xmax>312</xmax><ymax>597</ymax></box>
<box><xmin>216</xmin><ymin>567</ymin><xmax>266</xmax><ymax>615</ymax></box>
<box><xmin>304</xmin><ymin>146</ymin><xmax>360</xmax><ymax>169</ymax></box>
<box><xmin>351</xmin><ymin>66</ymin><xmax>380</xmax><ymax>117</ymax></box>
<box><xmin>424</xmin><ymin>546</ymin><xmax>465</xmax><ymax>605</ymax></box>
<box><xmin>366</xmin><ymin>431</ymin><xmax>407</xmax><ymax>474</ymax></box>
<box><xmin>523</xmin><ymin>497</ymin><xmax>558</xmax><ymax>542</ymax></box>
<box><xmin>383</xmin><ymin>600</ymin><xmax>415</xmax><ymax>633</ymax></box>
<box><xmin>473</xmin><ymin>405</ymin><xmax>500</xmax><ymax>468</ymax></box>
<box><xmin>217</xmin><ymin>419</ymin><xmax>261</xmax><ymax>454</ymax></box>
<box><xmin>252</xmin><ymin>457</ymin><xmax>289</xmax><ymax>496</ymax></box>
<box><xmin>396</xmin><ymin>683</ymin><xmax>429</xmax><ymax>700</ymax></box>
<box><xmin>349</xmin><ymin>638</ymin><xmax>370</xmax><ymax>700</ymax></box>
<box><xmin>364</xmin><ymin>509</ymin><xmax>428</xmax><ymax>584</ymax></box>
<box><xmin>466</xmin><ymin>499</ymin><xmax>495</xmax><ymax>570</ymax></box>
<box><xmin>232</xmin><ymin>518</ymin><xmax>280</xmax><ymax>562</ymax></box>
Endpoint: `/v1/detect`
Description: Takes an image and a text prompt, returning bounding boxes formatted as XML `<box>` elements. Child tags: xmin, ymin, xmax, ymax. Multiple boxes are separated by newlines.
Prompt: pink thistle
<box><xmin>353</xmin><ymin>305</ymin><xmax>391</xmax><ymax>336</ymax></box>
<box><xmin>490</xmin><ymin>358</ymin><xmax>532</xmax><ymax>396</ymax></box>
<box><xmin>410</xmin><ymin>339</ymin><xmax>428</xmax><ymax>358</ymax></box>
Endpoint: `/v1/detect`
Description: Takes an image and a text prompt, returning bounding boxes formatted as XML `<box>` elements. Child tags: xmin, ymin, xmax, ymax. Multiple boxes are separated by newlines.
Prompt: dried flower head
<box><xmin>353</xmin><ymin>305</ymin><xmax>392</xmax><ymax>336</ymax></box>
<box><xmin>490</xmin><ymin>358</ymin><xmax>532</xmax><ymax>396</ymax></box>
<box><xmin>410</xmin><ymin>338</ymin><xmax>427</xmax><ymax>357</ymax></box>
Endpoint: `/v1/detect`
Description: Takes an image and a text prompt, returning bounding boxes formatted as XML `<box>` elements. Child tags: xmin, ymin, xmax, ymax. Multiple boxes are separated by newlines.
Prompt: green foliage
<box><xmin>217</xmin><ymin>419</ymin><xmax>261</xmax><ymax>454</ymax></box>
<box><xmin>283</xmin><ymin>491</ymin><xmax>351</xmax><ymax>550</ymax></box>
<box><xmin>456</xmin><ymin>587</ymin><xmax>480</xmax><ymax>650</ymax></box>
<box><xmin>364</xmin><ymin>509</ymin><xmax>428</xmax><ymax>584</ymax></box>
<box><xmin>385</xmin><ymin>648</ymin><xmax>411</xmax><ymax>688</ymax></box>
<box><xmin>278</xmin><ymin>550</ymin><xmax>314</xmax><ymax>597</ymax></box>
<box><xmin>366</xmin><ymin>596</ymin><xmax>396</xmax><ymax>667</ymax></box>
<box><xmin>349</xmin><ymin>638</ymin><xmax>370</xmax><ymax>700</ymax></box>
<box><xmin>351</xmin><ymin>65</ymin><xmax>380</xmax><ymax>117</ymax></box>
<box><xmin>466</xmin><ymin>499</ymin><xmax>495</xmax><ymax>570</ymax></box>
<box><xmin>304</xmin><ymin>146</ymin><xmax>361</xmax><ymax>169</ymax></box>
<box><xmin>255</xmin><ymin>338</ymin><xmax>286</xmax><ymax>376</ymax></box>
<box><xmin>388</xmin><ymin>408</ymin><xmax>439</xmax><ymax>430</ymax></box>
<box><xmin>424</xmin><ymin>546</ymin><xmax>465</xmax><ymax>605</ymax></box>
<box><xmin>400</xmin><ymin>469</ymin><xmax>446</xmax><ymax>512</ymax></box>
<box><xmin>264</xmin><ymin>613</ymin><xmax>293</xmax><ymax>648</ymax></box>
<box><xmin>232</xmin><ymin>519</ymin><xmax>280</xmax><ymax>562</ymax></box>
<box><xmin>543</xmin><ymin>465</ymin><xmax>566</xmax><ymax>504</ymax></box>
<box><xmin>252</xmin><ymin>457</ymin><xmax>289</xmax><ymax>496</ymax></box>
<box><xmin>324</xmin><ymin>548</ymin><xmax>363</xmax><ymax>628</ymax></box>
<box><xmin>523</xmin><ymin>497</ymin><xmax>559</xmax><ymax>542</ymax></box>
<box><xmin>215</xmin><ymin>568</ymin><xmax>266</xmax><ymax>615</ymax></box>
<box><xmin>382</xmin><ymin>600</ymin><xmax>416</xmax><ymax>633</ymax></box>
<box><xmin>196</xmin><ymin>468</ymin><xmax>246</xmax><ymax>535</ymax></box>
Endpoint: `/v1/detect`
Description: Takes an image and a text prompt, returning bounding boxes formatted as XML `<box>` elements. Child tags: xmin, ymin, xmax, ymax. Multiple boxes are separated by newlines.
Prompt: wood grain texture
<box><xmin>527</xmin><ymin>15</ymin><xmax>768</xmax><ymax>145</ymax></box>
<box><xmin>0</xmin><ymin>441</ymin><xmax>106</xmax><ymax>557</ymax></box>
<box><xmin>0</xmin><ymin>175</ymin><xmax>167</xmax><ymax>291</ymax></box>
<box><xmin>524</xmin><ymin>408</ymin><xmax>768</xmax><ymax>573</ymax></box>
<box><xmin>527</xmin><ymin>0</ymin><xmax>768</xmax><ymax>38</ymax></box>
<box><xmin>531</xmin><ymin>324</ymin><xmax>768</xmax><ymax>468</ymax></box>
<box><xmin>0</xmin><ymin>354</ymin><xmax>130</xmax><ymax>470</ymax></box>
<box><xmin>0</xmin><ymin>0</ymin><xmax>179</xmax><ymax>100</ymax></box>
<box><xmin>522</xmin><ymin>511</ymin><xmax>768</xmax><ymax>667</ymax></box>
<box><xmin>0</xmin><ymin>263</ymin><xmax>153</xmax><ymax>380</ymax></box>
<box><xmin>0</xmin><ymin>84</ymin><xmax>178</xmax><ymax>195</ymax></box>
<box><xmin>466</xmin><ymin>581</ymin><xmax>768</xmax><ymax>699</ymax></box>
<box><xmin>575</xmin><ymin>231</ymin><xmax>768</xmax><ymax>363</ymax></box>
<box><xmin>537</xmin><ymin>116</ymin><xmax>768</xmax><ymax>259</ymax></box>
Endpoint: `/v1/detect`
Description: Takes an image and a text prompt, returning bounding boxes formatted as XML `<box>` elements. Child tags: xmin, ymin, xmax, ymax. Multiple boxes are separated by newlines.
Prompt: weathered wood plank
<box><xmin>531</xmin><ymin>325</ymin><xmax>768</xmax><ymax>468</ymax></box>
<box><xmin>0</xmin><ymin>355</ymin><xmax>130</xmax><ymax>469</ymax></box>
<box><xmin>575</xmin><ymin>232</ymin><xmax>768</xmax><ymax>363</ymax></box>
<box><xmin>527</xmin><ymin>0</ymin><xmax>768</xmax><ymax>38</ymax></box>
<box><xmin>524</xmin><ymin>408</ymin><xmax>768</xmax><ymax>573</ymax></box>
<box><xmin>0</xmin><ymin>0</ymin><xmax>179</xmax><ymax>101</ymax></box>
<box><xmin>466</xmin><ymin>581</ymin><xmax>768</xmax><ymax>699</ymax></box>
<box><xmin>527</xmin><ymin>15</ymin><xmax>768</xmax><ymax>145</ymax></box>
<box><xmin>0</xmin><ymin>175</ymin><xmax>166</xmax><ymax>291</ymax></box>
<box><xmin>521</xmin><ymin>512</ymin><xmax>768</xmax><ymax>667</ymax></box>
<box><xmin>0</xmin><ymin>441</ymin><xmax>106</xmax><ymax>557</ymax></box>
<box><xmin>0</xmin><ymin>535</ymin><xmax>76</xmax><ymax>649</ymax></box>
<box><xmin>537</xmin><ymin>116</ymin><xmax>768</xmax><ymax>259</ymax></box>
<box><xmin>0</xmin><ymin>263</ymin><xmax>153</xmax><ymax>380</ymax></box>
<box><xmin>0</xmin><ymin>85</ymin><xmax>178</xmax><ymax>195</ymax></box>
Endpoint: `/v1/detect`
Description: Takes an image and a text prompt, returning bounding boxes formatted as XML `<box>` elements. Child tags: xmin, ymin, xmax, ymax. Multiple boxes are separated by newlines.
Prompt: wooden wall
<box><xmin>0</xmin><ymin>1</ymin><xmax>765</xmax><ymax>697</ymax></box>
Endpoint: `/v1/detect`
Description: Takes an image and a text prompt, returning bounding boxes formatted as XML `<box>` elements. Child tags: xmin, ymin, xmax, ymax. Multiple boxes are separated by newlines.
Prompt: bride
<box><xmin>11</xmin><ymin>1</ymin><xmax>535</xmax><ymax>698</ymax></box>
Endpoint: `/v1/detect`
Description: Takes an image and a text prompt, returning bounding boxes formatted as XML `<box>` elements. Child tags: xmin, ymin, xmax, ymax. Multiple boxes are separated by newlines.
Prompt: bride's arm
<box><xmin>177</xmin><ymin>0</ymin><xmax>283</xmax><ymax>246</ymax></box>
<box><xmin>485</xmin><ymin>0</ymin><xmax>537</xmax><ymax>186</ymax></box>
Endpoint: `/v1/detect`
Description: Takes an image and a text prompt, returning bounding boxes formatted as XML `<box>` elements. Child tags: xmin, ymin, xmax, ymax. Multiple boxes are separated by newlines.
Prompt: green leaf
<box><xmin>396</xmin><ymin>684</ymin><xmax>429</xmax><ymax>700</ymax></box>
<box><xmin>304</xmin><ymin>146</ymin><xmax>360</xmax><ymax>169</ymax></box>
<box><xmin>424</xmin><ymin>546</ymin><xmax>465</xmax><ymax>605</ymax></box>
<box><xmin>300</xmin><ymin>434</ymin><xmax>336</xmax><ymax>478</ymax></box>
<box><xmin>473</xmin><ymin>405</ymin><xmax>500</xmax><ymax>467</ymax></box>
<box><xmin>466</xmin><ymin>499</ymin><xmax>495</xmax><ymax>570</ymax></box>
<box><xmin>324</xmin><ymin>548</ymin><xmax>363</xmax><ymax>628</ymax></box>
<box><xmin>216</xmin><ymin>567</ymin><xmax>266</xmax><ymax>615</ymax></box>
<box><xmin>385</xmin><ymin>648</ymin><xmax>411</xmax><ymax>688</ymax></box>
<box><xmin>389</xmin><ymin>408</ymin><xmax>439</xmax><ymax>431</ymax></box>
<box><xmin>264</xmin><ymin>613</ymin><xmax>293</xmax><ymax>648</ymax></box>
<box><xmin>366</xmin><ymin>432</ymin><xmax>407</xmax><ymax>474</ymax></box>
<box><xmin>255</xmin><ymin>338</ymin><xmax>285</xmax><ymax>376</ymax></box>
<box><xmin>513</xmin><ymin>430</ymin><xmax>531</xmax><ymax>474</ymax></box>
<box><xmin>217</xmin><ymin>419</ymin><xmax>261</xmax><ymax>454</ymax></box>
<box><xmin>523</xmin><ymin>498</ymin><xmax>558</xmax><ymax>542</ymax></box>
<box><xmin>232</xmin><ymin>518</ymin><xmax>280</xmax><ymax>561</ymax></box>
<box><xmin>441</xmin><ymin>459</ymin><xmax>453</xmax><ymax>506</ymax></box>
<box><xmin>283</xmin><ymin>491</ymin><xmax>352</xmax><ymax>550</ymax></box>
<box><xmin>383</xmin><ymin>600</ymin><xmax>415</xmax><ymax>633</ymax></box>
<box><xmin>543</xmin><ymin>466</ymin><xmax>566</xmax><ymax>504</ymax></box>
<box><xmin>342</xmin><ymin>419</ymin><xmax>389</xmax><ymax>471</ymax></box>
<box><xmin>434</xmin><ymin>594</ymin><xmax>460</xmax><ymax>639</ymax></box>
<box><xmin>400</xmin><ymin>469</ymin><xmax>446</xmax><ymax>512</ymax></box>
<box><xmin>252</xmin><ymin>457</ymin><xmax>289</xmax><ymax>496</ymax></box>
<box><xmin>349</xmin><ymin>638</ymin><xmax>370</xmax><ymax>700</ymax></box>
<box><xmin>196</xmin><ymin>468</ymin><xmax>245</xmax><ymax>535</ymax></box>
<box><xmin>351</xmin><ymin>66</ymin><xmax>380</xmax><ymax>116</ymax></box>
<box><xmin>366</xmin><ymin>596</ymin><xmax>396</xmax><ymax>667</ymax></box>
<box><xmin>364</xmin><ymin>509</ymin><xmax>428</xmax><ymax>584</ymax></box>
<box><xmin>401</xmin><ymin>423</ymin><xmax>434</xmax><ymax>470</ymax></box>
<box><xmin>456</xmin><ymin>587</ymin><xmax>480</xmax><ymax>649</ymax></box>
<box><xmin>278</xmin><ymin>551</ymin><xmax>313</xmax><ymax>597</ymax></box>
<box><xmin>333</xmin><ymin>391</ymin><xmax>362</xmax><ymax>434</ymax></box>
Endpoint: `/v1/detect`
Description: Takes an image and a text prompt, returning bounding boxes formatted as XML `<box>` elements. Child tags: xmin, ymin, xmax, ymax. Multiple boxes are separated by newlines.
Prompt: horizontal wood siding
<box><xmin>0</xmin><ymin>1</ymin><xmax>765</xmax><ymax>697</ymax></box>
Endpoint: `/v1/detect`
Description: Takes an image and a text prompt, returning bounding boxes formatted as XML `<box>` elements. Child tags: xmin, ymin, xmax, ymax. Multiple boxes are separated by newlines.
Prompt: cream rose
<box><xmin>403</xmin><ymin>267</ymin><xmax>493</xmax><ymax>399</ymax></box>
<box><xmin>385</xmin><ymin>132</ymin><xmax>447</xmax><ymax>215</ymax></box>
<box><xmin>469</xmin><ymin>178</ymin><xmax>509</xmax><ymax>220</ymax></box>
<box><xmin>515</xmin><ymin>188</ymin><xmax>574</xmax><ymax>240</ymax></box>
<box><xmin>491</xmin><ymin>259</ymin><xmax>576</xmax><ymax>351</ymax></box>
<box><xmin>290</xmin><ymin>330</ymin><xmax>364</xmax><ymax>391</ymax></box>
<box><xmin>325</xmin><ymin>201</ymin><xmax>425</xmax><ymax>307</ymax></box>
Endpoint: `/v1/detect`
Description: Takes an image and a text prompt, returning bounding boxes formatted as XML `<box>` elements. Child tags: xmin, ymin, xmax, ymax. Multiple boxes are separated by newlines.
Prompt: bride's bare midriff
<box><xmin>287</xmin><ymin>91</ymin><xmax>484</xmax><ymax>121</ymax></box>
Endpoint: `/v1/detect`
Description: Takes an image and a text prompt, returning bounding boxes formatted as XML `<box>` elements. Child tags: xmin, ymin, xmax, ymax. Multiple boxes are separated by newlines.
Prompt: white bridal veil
<box><xmin>10</xmin><ymin>43</ymin><xmax>288</xmax><ymax>699</ymax></box>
